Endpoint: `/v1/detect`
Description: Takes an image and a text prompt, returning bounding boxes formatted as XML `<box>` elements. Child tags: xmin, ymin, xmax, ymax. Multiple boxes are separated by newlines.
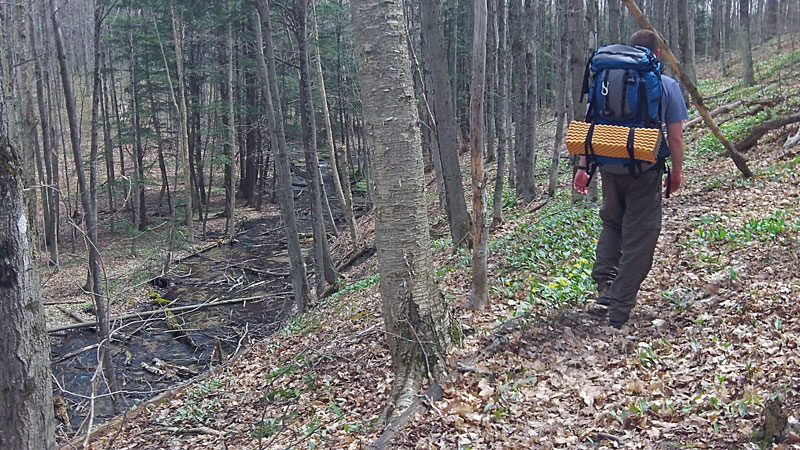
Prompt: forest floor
<box><xmin>67</xmin><ymin>44</ymin><xmax>800</xmax><ymax>449</ymax></box>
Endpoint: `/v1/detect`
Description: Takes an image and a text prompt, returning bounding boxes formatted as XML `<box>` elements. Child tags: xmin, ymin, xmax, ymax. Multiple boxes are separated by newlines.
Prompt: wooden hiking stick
<box><xmin>622</xmin><ymin>0</ymin><xmax>754</xmax><ymax>178</ymax></box>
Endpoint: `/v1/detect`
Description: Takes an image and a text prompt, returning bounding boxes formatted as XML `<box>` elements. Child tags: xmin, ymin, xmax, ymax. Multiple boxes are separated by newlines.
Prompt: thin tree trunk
<box><xmin>254</xmin><ymin>2</ymin><xmax>312</xmax><ymax>312</ymax></box>
<box><xmin>51</xmin><ymin>0</ymin><xmax>121</xmax><ymax>409</ymax></box>
<box><xmin>171</xmin><ymin>3</ymin><xmax>194</xmax><ymax>241</ymax></box>
<box><xmin>351</xmin><ymin>0</ymin><xmax>457</xmax><ymax>421</ymax></box>
<box><xmin>491</xmin><ymin>0</ymin><xmax>508</xmax><ymax>227</ymax></box>
<box><xmin>311</xmin><ymin>0</ymin><xmax>355</xmax><ymax>245</ymax></box>
<box><xmin>0</xmin><ymin>139</ymin><xmax>56</xmax><ymax>450</ymax></box>
<box><xmin>609</xmin><ymin>0</ymin><xmax>622</xmax><ymax>42</ymax></box>
<box><xmin>293</xmin><ymin>0</ymin><xmax>337</xmax><ymax>295</ymax></box>
<box><xmin>223</xmin><ymin>1</ymin><xmax>236</xmax><ymax>242</ymax></box>
<box><xmin>549</xmin><ymin>1</ymin><xmax>568</xmax><ymax>197</ymax></box>
<box><xmin>567</xmin><ymin>0</ymin><xmax>587</xmax><ymax>204</ymax></box>
<box><xmin>419</xmin><ymin>0</ymin><xmax>473</xmax><ymax>249</ymax></box>
<box><xmin>485</xmin><ymin>0</ymin><xmax>497</xmax><ymax>163</ymax></box>
<box><xmin>469</xmin><ymin>0</ymin><xmax>489</xmax><ymax>310</ymax></box>
<box><xmin>128</xmin><ymin>8</ymin><xmax>142</xmax><ymax>251</ymax></box>
<box><xmin>741</xmin><ymin>0</ymin><xmax>755</xmax><ymax>86</ymax></box>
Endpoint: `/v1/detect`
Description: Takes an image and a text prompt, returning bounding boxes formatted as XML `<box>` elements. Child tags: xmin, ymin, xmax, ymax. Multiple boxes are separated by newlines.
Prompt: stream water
<box><xmin>50</xmin><ymin>164</ymin><xmax>364</xmax><ymax>432</ymax></box>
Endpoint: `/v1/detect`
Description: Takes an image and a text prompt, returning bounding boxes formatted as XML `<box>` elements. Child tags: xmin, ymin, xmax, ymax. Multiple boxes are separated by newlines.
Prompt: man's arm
<box><xmin>665</xmin><ymin>121</ymin><xmax>684</xmax><ymax>194</ymax></box>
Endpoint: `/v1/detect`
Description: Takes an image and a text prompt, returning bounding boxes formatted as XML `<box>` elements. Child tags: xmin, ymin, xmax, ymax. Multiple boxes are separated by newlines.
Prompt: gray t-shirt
<box><xmin>600</xmin><ymin>74</ymin><xmax>689</xmax><ymax>174</ymax></box>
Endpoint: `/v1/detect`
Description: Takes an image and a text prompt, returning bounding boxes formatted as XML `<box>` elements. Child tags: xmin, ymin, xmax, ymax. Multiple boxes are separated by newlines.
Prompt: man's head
<box><xmin>630</xmin><ymin>30</ymin><xmax>660</xmax><ymax>55</ymax></box>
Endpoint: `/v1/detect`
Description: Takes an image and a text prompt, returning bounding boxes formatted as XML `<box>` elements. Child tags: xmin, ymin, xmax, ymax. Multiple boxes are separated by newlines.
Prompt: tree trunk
<box><xmin>223</xmin><ymin>1</ymin><xmax>236</xmax><ymax>242</ymax></box>
<box><xmin>549</xmin><ymin>1</ymin><xmax>568</xmax><ymax>197</ymax></box>
<box><xmin>469</xmin><ymin>0</ymin><xmax>489</xmax><ymax>310</ymax></box>
<box><xmin>485</xmin><ymin>0</ymin><xmax>497</xmax><ymax>163</ymax></box>
<box><xmin>127</xmin><ymin>8</ymin><xmax>143</xmax><ymax>243</ymax></box>
<box><xmin>519</xmin><ymin>0</ymin><xmax>538</xmax><ymax>204</ymax></box>
<box><xmin>254</xmin><ymin>2</ymin><xmax>312</xmax><ymax>312</ymax></box>
<box><xmin>741</xmin><ymin>0</ymin><xmax>755</xmax><ymax>86</ymax></box>
<box><xmin>0</xmin><ymin>139</ymin><xmax>56</xmax><ymax>450</ymax></box>
<box><xmin>351</xmin><ymin>0</ymin><xmax>457</xmax><ymax>421</ymax></box>
<box><xmin>509</xmin><ymin>0</ymin><xmax>525</xmax><ymax>196</ymax></box>
<box><xmin>419</xmin><ymin>0</ymin><xmax>473</xmax><ymax>249</ymax></box>
<box><xmin>312</xmin><ymin>0</ymin><xmax>357</xmax><ymax>247</ymax></box>
<box><xmin>29</xmin><ymin>16</ymin><xmax>59</xmax><ymax>266</ymax></box>
<box><xmin>491</xmin><ymin>0</ymin><xmax>508</xmax><ymax>227</ymax></box>
<box><xmin>678</xmin><ymin>0</ymin><xmax>697</xmax><ymax>83</ymax></box>
<box><xmin>293</xmin><ymin>0</ymin><xmax>337</xmax><ymax>296</ymax></box>
<box><xmin>609</xmin><ymin>0</ymin><xmax>622</xmax><ymax>42</ymax></box>
<box><xmin>171</xmin><ymin>3</ymin><xmax>194</xmax><ymax>241</ymax></box>
<box><xmin>52</xmin><ymin>0</ymin><xmax>121</xmax><ymax>409</ymax></box>
<box><xmin>566</xmin><ymin>0</ymin><xmax>586</xmax><ymax>204</ymax></box>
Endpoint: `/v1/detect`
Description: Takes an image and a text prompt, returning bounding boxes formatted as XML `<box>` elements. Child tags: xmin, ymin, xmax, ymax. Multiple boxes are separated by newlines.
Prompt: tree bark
<box><xmin>293</xmin><ymin>0</ymin><xmax>337</xmax><ymax>296</ymax></box>
<box><xmin>485</xmin><ymin>0</ymin><xmax>497</xmax><ymax>163</ymax></box>
<box><xmin>351</xmin><ymin>0</ymin><xmax>457</xmax><ymax>421</ymax></box>
<box><xmin>419</xmin><ymin>0</ymin><xmax>473</xmax><ymax>249</ymax></box>
<box><xmin>491</xmin><ymin>0</ymin><xmax>508</xmax><ymax>227</ymax></box>
<box><xmin>548</xmin><ymin>1</ymin><xmax>568</xmax><ymax>197</ymax></box>
<box><xmin>51</xmin><ymin>0</ymin><xmax>122</xmax><ymax>409</ymax></box>
<box><xmin>0</xmin><ymin>139</ymin><xmax>56</xmax><ymax>450</ymax></box>
<box><xmin>254</xmin><ymin>2</ymin><xmax>312</xmax><ymax>313</ymax></box>
<box><xmin>223</xmin><ymin>1</ymin><xmax>236</xmax><ymax>242</ymax></box>
<box><xmin>566</xmin><ymin>0</ymin><xmax>586</xmax><ymax>203</ymax></box>
<box><xmin>469</xmin><ymin>0</ymin><xmax>489</xmax><ymax>310</ymax></box>
<box><xmin>312</xmin><ymin>0</ymin><xmax>357</xmax><ymax>247</ymax></box>
<box><xmin>740</xmin><ymin>0</ymin><xmax>756</xmax><ymax>86</ymax></box>
<box><xmin>171</xmin><ymin>3</ymin><xmax>194</xmax><ymax>241</ymax></box>
<box><xmin>609</xmin><ymin>0</ymin><xmax>622</xmax><ymax>42</ymax></box>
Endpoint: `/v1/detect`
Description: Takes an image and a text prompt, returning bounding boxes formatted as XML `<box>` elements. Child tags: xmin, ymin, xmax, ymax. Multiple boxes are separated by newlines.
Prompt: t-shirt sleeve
<box><xmin>663</xmin><ymin>77</ymin><xmax>689</xmax><ymax>124</ymax></box>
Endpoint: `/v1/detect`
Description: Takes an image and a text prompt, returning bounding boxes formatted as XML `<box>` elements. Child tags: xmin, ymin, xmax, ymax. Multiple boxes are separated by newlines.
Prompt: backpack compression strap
<box><xmin>584</xmin><ymin>123</ymin><xmax>599</xmax><ymax>187</ymax></box>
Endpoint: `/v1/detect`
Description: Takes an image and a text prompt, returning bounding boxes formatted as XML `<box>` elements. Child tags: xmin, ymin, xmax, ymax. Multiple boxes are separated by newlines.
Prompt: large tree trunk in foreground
<box><xmin>419</xmin><ymin>0</ymin><xmax>472</xmax><ymax>249</ymax></box>
<box><xmin>254</xmin><ymin>2</ymin><xmax>312</xmax><ymax>312</ymax></box>
<box><xmin>0</xmin><ymin>139</ymin><xmax>56</xmax><ymax>450</ymax></box>
<box><xmin>351</xmin><ymin>0</ymin><xmax>457</xmax><ymax>421</ymax></box>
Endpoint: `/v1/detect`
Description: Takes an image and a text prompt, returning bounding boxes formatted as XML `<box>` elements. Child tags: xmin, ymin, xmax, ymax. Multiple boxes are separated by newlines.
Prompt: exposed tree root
<box><xmin>735</xmin><ymin>112</ymin><xmax>800</xmax><ymax>152</ymax></box>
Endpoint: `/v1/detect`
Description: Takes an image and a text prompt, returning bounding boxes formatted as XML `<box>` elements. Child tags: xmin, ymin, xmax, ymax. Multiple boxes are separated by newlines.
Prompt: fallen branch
<box><xmin>52</xmin><ymin>343</ymin><xmax>100</xmax><ymax>364</ymax></box>
<box><xmin>683</xmin><ymin>100</ymin><xmax>742</xmax><ymax>129</ymax></box>
<box><xmin>47</xmin><ymin>292</ymin><xmax>291</xmax><ymax>333</ymax></box>
<box><xmin>735</xmin><ymin>112</ymin><xmax>800</xmax><ymax>152</ymax></box>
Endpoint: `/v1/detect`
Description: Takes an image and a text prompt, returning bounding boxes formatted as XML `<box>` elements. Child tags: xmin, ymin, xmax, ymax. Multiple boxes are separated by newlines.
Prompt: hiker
<box><xmin>572</xmin><ymin>29</ymin><xmax>688</xmax><ymax>329</ymax></box>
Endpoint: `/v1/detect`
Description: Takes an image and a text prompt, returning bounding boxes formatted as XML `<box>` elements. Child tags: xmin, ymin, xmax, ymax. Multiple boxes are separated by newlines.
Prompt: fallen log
<box><xmin>47</xmin><ymin>292</ymin><xmax>291</xmax><ymax>333</ymax></box>
<box><xmin>735</xmin><ymin>112</ymin><xmax>800</xmax><ymax>152</ymax></box>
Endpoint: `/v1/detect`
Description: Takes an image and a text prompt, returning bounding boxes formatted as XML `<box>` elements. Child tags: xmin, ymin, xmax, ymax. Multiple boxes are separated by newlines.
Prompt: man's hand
<box><xmin>665</xmin><ymin>167</ymin><xmax>682</xmax><ymax>196</ymax></box>
<box><xmin>573</xmin><ymin>169</ymin><xmax>589</xmax><ymax>195</ymax></box>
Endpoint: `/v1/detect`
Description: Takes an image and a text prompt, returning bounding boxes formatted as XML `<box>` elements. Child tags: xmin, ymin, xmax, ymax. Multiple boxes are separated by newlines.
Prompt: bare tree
<box><xmin>351</xmin><ymin>0</ymin><xmax>457</xmax><ymax>421</ymax></box>
<box><xmin>741</xmin><ymin>0</ymin><xmax>755</xmax><ymax>86</ymax></box>
<box><xmin>469</xmin><ymin>0</ymin><xmax>489</xmax><ymax>309</ymax></box>
<box><xmin>171</xmin><ymin>2</ymin><xmax>194</xmax><ymax>241</ymax></box>
<box><xmin>419</xmin><ymin>0</ymin><xmax>473</xmax><ymax>249</ymax></box>
<box><xmin>491</xmin><ymin>0</ymin><xmax>509</xmax><ymax>227</ymax></box>
<box><xmin>254</xmin><ymin>1</ymin><xmax>312</xmax><ymax>312</ymax></box>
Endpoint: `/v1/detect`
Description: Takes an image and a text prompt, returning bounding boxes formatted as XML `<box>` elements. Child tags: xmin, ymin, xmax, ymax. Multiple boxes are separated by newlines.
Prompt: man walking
<box><xmin>573</xmin><ymin>29</ymin><xmax>688</xmax><ymax>329</ymax></box>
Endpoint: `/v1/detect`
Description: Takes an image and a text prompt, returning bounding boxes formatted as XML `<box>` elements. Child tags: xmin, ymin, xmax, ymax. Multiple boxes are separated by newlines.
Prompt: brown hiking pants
<box><xmin>592</xmin><ymin>167</ymin><xmax>663</xmax><ymax>326</ymax></box>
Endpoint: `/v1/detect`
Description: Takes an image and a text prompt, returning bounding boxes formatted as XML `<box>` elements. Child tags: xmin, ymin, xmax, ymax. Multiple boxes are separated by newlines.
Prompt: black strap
<box><xmin>584</xmin><ymin>123</ymin><xmax>598</xmax><ymax>187</ymax></box>
<box><xmin>625</xmin><ymin>127</ymin><xmax>642</xmax><ymax>177</ymax></box>
<box><xmin>664</xmin><ymin>161</ymin><xmax>671</xmax><ymax>199</ymax></box>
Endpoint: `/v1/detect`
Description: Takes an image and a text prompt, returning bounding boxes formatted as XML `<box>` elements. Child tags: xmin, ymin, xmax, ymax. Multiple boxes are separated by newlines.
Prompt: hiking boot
<box><xmin>596</xmin><ymin>280</ymin><xmax>612</xmax><ymax>306</ymax></box>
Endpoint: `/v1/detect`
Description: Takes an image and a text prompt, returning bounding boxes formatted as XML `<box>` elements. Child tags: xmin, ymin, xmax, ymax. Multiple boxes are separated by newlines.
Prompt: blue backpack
<box><xmin>580</xmin><ymin>44</ymin><xmax>668</xmax><ymax>176</ymax></box>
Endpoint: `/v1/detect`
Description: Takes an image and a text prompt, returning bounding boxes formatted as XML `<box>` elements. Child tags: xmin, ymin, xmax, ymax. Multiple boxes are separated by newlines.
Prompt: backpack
<box><xmin>579</xmin><ymin>44</ymin><xmax>668</xmax><ymax>177</ymax></box>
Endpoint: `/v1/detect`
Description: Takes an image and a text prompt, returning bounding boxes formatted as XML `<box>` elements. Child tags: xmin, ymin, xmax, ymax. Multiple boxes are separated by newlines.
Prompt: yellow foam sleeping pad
<box><xmin>565</xmin><ymin>121</ymin><xmax>661</xmax><ymax>163</ymax></box>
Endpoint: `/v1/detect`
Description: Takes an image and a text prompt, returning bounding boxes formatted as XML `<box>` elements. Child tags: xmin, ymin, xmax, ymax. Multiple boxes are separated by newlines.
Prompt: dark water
<box><xmin>50</xmin><ymin>160</ymin><xmax>367</xmax><ymax>432</ymax></box>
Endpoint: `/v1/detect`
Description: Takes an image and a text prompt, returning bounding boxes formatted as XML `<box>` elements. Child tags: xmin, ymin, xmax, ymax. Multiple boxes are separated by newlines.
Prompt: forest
<box><xmin>1</xmin><ymin>0</ymin><xmax>799</xmax><ymax>448</ymax></box>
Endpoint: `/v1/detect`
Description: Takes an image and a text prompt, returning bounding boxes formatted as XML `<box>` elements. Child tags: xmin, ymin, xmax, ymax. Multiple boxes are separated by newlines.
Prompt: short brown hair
<box><xmin>630</xmin><ymin>30</ymin><xmax>659</xmax><ymax>52</ymax></box>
